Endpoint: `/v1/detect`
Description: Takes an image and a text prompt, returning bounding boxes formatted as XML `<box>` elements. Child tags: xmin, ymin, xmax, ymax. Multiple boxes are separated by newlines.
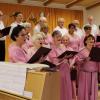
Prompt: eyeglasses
<box><xmin>19</xmin><ymin>34</ymin><xmax>27</xmax><ymax>37</ymax></box>
<box><xmin>87</xmin><ymin>28</ymin><xmax>91</xmax><ymax>30</ymax></box>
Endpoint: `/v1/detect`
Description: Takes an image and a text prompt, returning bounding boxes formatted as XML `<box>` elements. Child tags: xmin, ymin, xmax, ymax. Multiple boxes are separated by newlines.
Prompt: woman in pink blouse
<box><xmin>67</xmin><ymin>23</ymin><xmax>81</xmax><ymax>100</ymax></box>
<box><xmin>40</xmin><ymin>24</ymin><xmax>53</xmax><ymax>47</ymax></box>
<box><xmin>76</xmin><ymin>35</ymin><xmax>99</xmax><ymax>100</ymax></box>
<box><xmin>27</xmin><ymin>33</ymin><xmax>43</xmax><ymax>59</ymax></box>
<box><xmin>67</xmin><ymin>23</ymin><xmax>81</xmax><ymax>52</ymax></box>
<box><xmin>22</xmin><ymin>22</ymin><xmax>33</xmax><ymax>53</ymax></box>
<box><xmin>9</xmin><ymin>25</ymin><xmax>29</xmax><ymax>63</ymax></box>
<box><xmin>48</xmin><ymin>30</ymin><xmax>72</xmax><ymax>100</ymax></box>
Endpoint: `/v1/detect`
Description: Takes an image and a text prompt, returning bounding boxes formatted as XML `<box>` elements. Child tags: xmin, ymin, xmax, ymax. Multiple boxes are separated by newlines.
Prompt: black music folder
<box><xmin>27</xmin><ymin>47</ymin><xmax>51</xmax><ymax>63</ymax></box>
<box><xmin>89</xmin><ymin>47</ymin><xmax>100</xmax><ymax>62</ymax></box>
<box><xmin>58</xmin><ymin>50</ymin><xmax>78</xmax><ymax>59</ymax></box>
<box><xmin>0</xmin><ymin>27</ymin><xmax>11</xmax><ymax>37</ymax></box>
<box><xmin>41</xmin><ymin>60</ymin><xmax>56</xmax><ymax>68</ymax></box>
<box><xmin>96</xmin><ymin>36</ymin><xmax>100</xmax><ymax>42</ymax></box>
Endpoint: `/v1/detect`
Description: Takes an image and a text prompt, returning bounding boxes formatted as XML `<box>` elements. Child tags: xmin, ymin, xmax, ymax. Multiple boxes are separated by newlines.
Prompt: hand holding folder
<box><xmin>41</xmin><ymin>60</ymin><xmax>56</xmax><ymax>68</ymax></box>
<box><xmin>89</xmin><ymin>47</ymin><xmax>100</xmax><ymax>62</ymax></box>
<box><xmin>27</xmin><ymin>47</ymin><xmax>51</xmax><ymax>64</ymax></box>
<box><xmin>41</xmin><ymin>60</ymin><xmax>57</xmax><ymax>72</ymax></box>
<box><xmin>96</xmin><ymin>36</ymin><xmax>100</xmax><ymax>42</ymax></box>
<box><xmin>0</xmin><ymin>27</ymin><xmax>11</xmax><ymax>37</ymax></box>
<box><xmin>58</xmin><ymin>50</ymin><xmax>78</xmax><ymax>59</ymax></box>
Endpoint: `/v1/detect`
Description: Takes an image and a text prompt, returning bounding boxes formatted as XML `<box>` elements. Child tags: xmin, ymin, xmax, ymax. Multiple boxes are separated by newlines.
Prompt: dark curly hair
<box><xmin>68</xmin><ymin>23</ymin><xmax>76</xmax><ymax>29</ymax></box>
<box><xmin>11</xmin><ymin>25</ymin><xmax>25</xmax><ymax>41</ymax></box>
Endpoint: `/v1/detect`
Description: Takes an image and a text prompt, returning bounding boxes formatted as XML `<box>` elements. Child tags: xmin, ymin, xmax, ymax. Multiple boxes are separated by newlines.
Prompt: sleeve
<box><xmin>47</xmin><ymin>50</ymin><xmax>59</xmax><ymax>65</ymax></box>
<box><xmin>10</xmin><ymin>49</ymin><xmax>27</xmax><ymax>63</ymax></box>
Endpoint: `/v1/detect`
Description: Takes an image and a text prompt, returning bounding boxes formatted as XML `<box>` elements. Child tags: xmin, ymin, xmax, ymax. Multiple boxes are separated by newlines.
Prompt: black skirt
<box><xmin>70</xmin><ymin>68</ymin><xmax>77</xmax><ymax>81</ymax></box>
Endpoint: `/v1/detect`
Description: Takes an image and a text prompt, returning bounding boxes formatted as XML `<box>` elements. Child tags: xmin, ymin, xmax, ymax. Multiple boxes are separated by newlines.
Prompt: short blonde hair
<box><xmin>22</xmin><ymin>22</ymin><xmax>31</xmax><ymax>28</ymax></box>
<box><xmin>41</xmin><ymin>23</ymin><xmax>48</xmax><ymax>31</ymax></box>
<box><xmin>32</xmin><ymin>32</ymin><xmax>43</xmax><ymax>42</ymax></box>
<box><xmin>62</xmin><ymin>35</ymin><xmax>69</xmax><ymax>40</ymax></box>
<box><xmin>58</xmin><ymin>18</ymin><xmax>65</xmax><ymax>23</ymax></box>
<box><xmin>39</xmin><ymin>17</ymin><xmax>47</xmax><ymax>21</ymax></box>
<box><xmin>72</xmin><ymin>20</ymin><xmax>79</xmax><ymax>24</ymax></box>
<box><xmin>40</xmin><ymin>32</ymin><xmax>46</xmax><ymax>38</ymax></box>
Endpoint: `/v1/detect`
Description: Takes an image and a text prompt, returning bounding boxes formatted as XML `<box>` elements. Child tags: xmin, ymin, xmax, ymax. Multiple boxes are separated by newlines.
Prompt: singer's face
<box><xmin>25</xmin><ymin>27</ymin><xmax>31</xmax><ymax>33</ymax></box>
<box><xmin>53</xmin><ymin>34</ymin><xmax>62</xmax><ymax>45</ymax></box>
<box><xmin>62</xmin><ymin>36</ymin><xmax>69</xmax><ymax>46</ymax></box>
<box><xmin>16</xmin><ymin>29</ymin><xmax>27</xmax><ymax>45</ymax></box>
<box><xmin>58</xmin><ymin>21</ymin><xmax>64</xmax><ymax>28</ymax></box>
<box><xmin>69</xmin><ymin>26</ymin><xmax>75</xmax><ymax>33</ymax></box>
<box><xmin>35</xmin><ymin>37</ymin><xmax>43</xmax><ymax>47</ymax></box>
<box><xmin>86</xmin><ymin>37</ymin><xmax>95</xmax><ymax>48</ymax></box>
<box><xmin>85</xmin><ymin>28</ymin><xmax>91</xmax><ymax>35</ymax></box>
<box><xmin>16</xmin><ymin>13</ymin><xmax>23</xmax><ymax>22</ymax></box>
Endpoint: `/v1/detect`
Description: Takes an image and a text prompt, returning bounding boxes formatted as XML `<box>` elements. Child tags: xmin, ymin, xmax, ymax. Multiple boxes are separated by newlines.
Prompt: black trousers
<box><xmin>98</xmin><ymin>72</ymin><xmax>100</xmax><ymax>83</ymax></box>
<box><xmin>0</xmin><ymin>40</ymin><xmax>5</xmax><ymax>61</ymax></box>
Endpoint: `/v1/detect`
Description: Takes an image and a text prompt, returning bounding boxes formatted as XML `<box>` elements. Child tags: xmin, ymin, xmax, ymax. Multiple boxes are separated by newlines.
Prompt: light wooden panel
<box><xmin>0</xmin><ymin>3</ymin><xmax>83</xmax><ymax>61</ymax></box>
<box><xmin>31</xmin><ymin>0</ymin><xmax>98</xmax><ymax>7</ymax></box>
<box><xmin>0</xmin><ymin>90</ymin><xmax>31</xmax><ymax>100</ymax></box>
<box><xmin>30</xmin><ymin>0</ymin><xmax>46</xmax><ymax>2</ymax></box>
<box><xmin>77</xmin><ymin>0</ymin><xmax>98</xmax><ymax>6</ymax></box>
<box><xmin>52</xmin><ymin>0</ymin><xmax>73</xmax><ymax>4</ymax></box>
<box><xmin>25</xmin><ymin>71</ymin><xmax>60</xmax><ymax>100</ymax></box>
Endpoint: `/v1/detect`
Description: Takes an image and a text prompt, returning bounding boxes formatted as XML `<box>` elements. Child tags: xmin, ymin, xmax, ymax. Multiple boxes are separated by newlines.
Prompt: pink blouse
<box><xmin>9</xmin><ymin>43</ymin><xmax>29</xmax><ymax>63</ymax></box>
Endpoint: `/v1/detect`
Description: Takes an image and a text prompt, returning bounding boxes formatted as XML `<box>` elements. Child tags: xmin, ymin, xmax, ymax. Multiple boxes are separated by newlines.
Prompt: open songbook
<box><xmin>27</xmin><ymin>47</ymin><xmax>51</xmax><ymax>64</ymax></box>
<box><xmin>0</xmin><ymin>27</ymin><xmax>11</xmax><ymax>37</ymax></box>
<box><xmin>58</xmin><ymin>50</ymin><xmax>78</xmax><ymax>59</ymax></box>
<box><xmin>41</xmin><ymin>60</ymin><xmax>56</xmax><ymax>68</ymax></box>
<box><xmin>89</xmin><ymin>47</ymin><xmax>100</xmax><ymax>62</ymax></box>
<box><xmin>96</xmin><ymin>36</ymin><xmax>100</xmax><ymax>42</ymax></box>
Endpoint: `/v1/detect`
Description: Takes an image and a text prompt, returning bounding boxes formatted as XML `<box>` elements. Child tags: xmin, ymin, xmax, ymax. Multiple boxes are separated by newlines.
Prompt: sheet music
<box><xmin>0</xmin><ymin>62</ymin><xmax>49</xmax><ymax>96</ymax></box>
<box><xmin>0</xmin><ymin>62</ymin><xmax>27</xmax><ymax>95</ymax></box>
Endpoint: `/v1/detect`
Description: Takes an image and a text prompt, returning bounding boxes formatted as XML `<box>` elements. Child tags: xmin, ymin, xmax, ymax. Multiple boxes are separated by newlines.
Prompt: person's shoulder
<box><xmin>0</xmin><ymin>21</ymin><xmax>5</xmax><ymax>29</ymax></box>
<box><xmin>11</xmin><ymin>22</ymin><xmax>17</xmax><ymax>27</ymax></box>
<box><xmin>74</xmin><ymin>33</ymin><xmax>80</xmax><ymax>39</ymax></box>
<box><xmin>0</xmin><ymin>20</ymin><xmax>4</xmax><ymax>24</ymax></box>
<box><xmin>54</xmin><ymin>26</ymin><xmax>59</xmax><ymax>31</ymax></box>
<box><xmin>9</xmin><ymin>43</ymin><xmax>21</xmax><ymax>51</ymax></box>
<box><xmin>93</xmin><ymin>24</ymin><xmax>98</xmax><ymax>27</ymax></box>
<box><xmin>34</xmin><ymin>24</ymin><xmax>40</xmax><ymax>28</ymax></box>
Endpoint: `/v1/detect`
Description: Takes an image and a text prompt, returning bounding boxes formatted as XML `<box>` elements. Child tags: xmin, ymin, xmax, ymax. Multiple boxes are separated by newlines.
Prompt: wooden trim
<box><xmin>86</xmin><ymin>1</ymin><xmax>100</xmax><ymax>10</ymax></box>
<box><xmin>43</xmin><ymin>0</ymin><xmax>53</xmax><ymax>6</ymax></box>
<box><xmin>66</xmin><ymin>0</ymin><xmax>83</xmax><ymax>8</ymax></box>
<box><xmin>17</xmin><ymin>0</ymin><xmax>25</xmax><ymax>3</ymax></box>
<box><xmin>0</xmin><ymin>90</ymin><xmax>31</xmax><ymax>100</ymax></box>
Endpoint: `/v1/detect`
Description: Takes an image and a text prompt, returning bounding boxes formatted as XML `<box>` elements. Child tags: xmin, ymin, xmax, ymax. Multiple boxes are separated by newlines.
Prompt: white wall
<box><xmin>84</xmin><ymin>6</ymin><xmax>100</xmax><ymax>26</ymax></box>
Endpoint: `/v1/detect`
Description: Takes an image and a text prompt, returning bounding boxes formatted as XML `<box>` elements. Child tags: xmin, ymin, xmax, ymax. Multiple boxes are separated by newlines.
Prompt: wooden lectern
<box><xmin>0</xmin><ymin>70</ymin><xmax>60</xmax><ymax>100</ymax></box>
<box><xmin>25</xmin><ymin>70</ymin><xmax>60</xmax><ymax>100</ymax></box>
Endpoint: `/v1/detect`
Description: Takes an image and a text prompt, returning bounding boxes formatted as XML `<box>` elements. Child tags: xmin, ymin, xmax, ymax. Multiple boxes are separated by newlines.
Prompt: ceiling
<box><xmin>0</xmin><ymin>0</ymin><xmax>100</xmax><ymax>10</ymax></box>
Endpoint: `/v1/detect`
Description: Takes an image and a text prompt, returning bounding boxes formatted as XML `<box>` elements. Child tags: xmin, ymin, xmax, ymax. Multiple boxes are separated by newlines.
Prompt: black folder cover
<box><xmin>27</xmin><ymin>47</ymin><xmax>51</xmax><ymax>63</ymax></box>
<box><xmin>58</xmin><ymin>50</ymin><xmax>78</xmax><ymax>59</ymax></box>
<box><xmin>0</xmin><ymin>27</ymin><xmax>11</xmax><ymax>37</ymax></box>
<box><xmin>96</xmin><ymin>36</ymin><xmax>100</xmax><ymax>42</ymax></box>
<box><xmin>41</xmin><ymin>60</ymin><xmax>56</xmax><ymax>68</ymax></box>
<box><xmin>89</xmin><ymin>47</ymin><xmax>100</xmax><ymax>62</ymax></box>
